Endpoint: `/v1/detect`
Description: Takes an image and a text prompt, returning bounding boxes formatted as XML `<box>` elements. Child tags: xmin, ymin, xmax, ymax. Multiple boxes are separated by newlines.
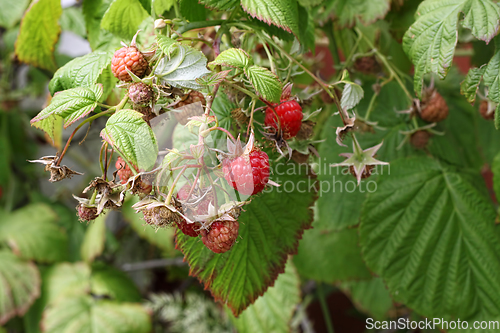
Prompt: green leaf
<box><xmin>101</xmin><ymin>109</ymin><xmax>159</xmax><ymax>170</ymax></box>
<box><xmin>297</xmin><ymin>4</ymin><xmax>315</xmax><ymax>52</ymax></box>
<box><xmin>230</xmin><ymin>261</ymin><xmax>300</xmax><ymax>333</ymax></box>
<box><xmin>209</xmin><ymin>48</ymin><xmax>252</xmax><ymax>69</ymax></box>
<box><xmin>15</xmin><ymin>0</ymin><xmax>62</xmax><ymax>72</ymax></box>
<box><xmin>340</xmin><ymin>278</ymin><xmax>394</xmax><ymax>320</ymax></box>
<box><xmin>101</xmin><ymin>0</ymin><xmax>149</xmax><ymax>40</ymax></box>
<box><xmin>80</xmin><ymin>215</ymin><xmax>107</xmax><ymax>264</ymax></box>
<box><xmin>0</xmin><ymin>0</ymin><xmax>30</xmax><ymax>28</ymax></box>
<box><xmin>156</xmin><ymin>35</ymin><xmax>177</xmax><ymax>56</ymax></box>
<box><xmin>493</xmin><ymin>152</ymin><xmax>500</xmax><ymax>201</ymax></box>
<box><xmin>196</xmin><ymin>70</ymin><xmax>232</xmax><ymax>86</ymax></box>
<box><xmin>180</xmin><ymin>0</ymin><xmax>207</xmax><ymax>21</ymax></box>
<box><xmin>211</xmin><ymin>92</ymin><xmax>236</xmax><ymax>143</ymax></box>
<box><xmin>403</xmin><ymin>0</ymin><xmax>500</xmax><ymax>95</ymax></box>
<box><xmin>49</xmin><ymin>51</ymin><xmax>113</xmax><ymax>94</ymax></box>
<box><xmin>360</xmin><ymin>157</ymin><xmax>500</xmax><ymax>326</ymax></box>
<box><xmin>241</xmin><ymin>0</ymin><xmax>299</xmax><ymax>36</ymax></box>
<box><xmin>496</xmin><ymin>103</ymin><xmax>500</xmax><ymax>129</ymax></box>
<box><xmin>31</xmin><ymin>84</ymin><xmax>103</xmax><ymax>129</ymax></box>
<box><xmin>155</xmin><ymin>44</ymin><xmax>211</xmax><ymax>90</ymax></box>
<box><xmin>244</xmin><ymin>65</ymin><xmax>282</xmax><ymax>103</ymax></box>
<box><xmin>294</xmin><ymin>221</ymin><xmax>371</xmax><ymax>282</ymax></box>
<box><xmin>30</xmin><ymin>113</ymin><xmax>63</xmax><ymax>146</ymax></box>
<box><xmin>316</xmin><ymin>81</ymin><xmax>412</xmax><ymax>232</ymax></box>
<box><xmin>175</xmin><ymin>164</ymin><xmax>315</xmax><ymax>316</ymax></box>
<box><xmin>42</xmin><ymin>296</ymin><xmax>151</xmax><ymax>333</ymax></box>
<box><xmin>42</xmin><ymin>262</ymin><xmax>91</xmax><ymax>305</ymax></box>
<box><xmin>153</xmin><ymin>0</ymin><xmax>176</xmax><ymax>15</ymax></box>
<box><xmin>461</xmin><ymin>0</ymin><xmax>500</xmax><ymax>42</ymax></box>
<box><xmin>199</xmin><ymin>0</ymin><xmax>240</xmax><ymax>10</ymax></box>
<box><xmin>426</xmin><ymin>93</ymin><xmax>484</xmax><ymax>168</ymax></box>
<box><xmin>60</xmin><ymin>6</ymin><xmax>87</xmax><ymax>38</ymax></box>
<box><xmin>483</xmin><ymin>35</ymin><xmax>500</xmax><ymax>103</ymax></box>
<box><xmin>323</xmin><ymin>0</ymin><xmax>391</xmax><ymax>27</ymax></box>
<box><xmin>91</xmin><ymin>263</ymin><xmax>141</xmax><ymax>302</ymax></box>
<box><xmin>121</xmin><ymin>198</ymin><xmax>176</xmax><ymax>254</ymax></box>
<box><xmin>0</xmin><ymin>250</ymin><xmax>40</xmax><ymax>325</ymax></box>
<box><xmin>341</xmin><ymin>82</ymin><xmax>364</xmax><ymax>110</ymax></box>
<box><xmin>42</xmin><ymin>262</ymin><xmax>140</xmax><ymax>305</ymax></box>
<box><xmin>83</xmin><ymin>0</ymin><xmax>122</xmax><ymax>51</ymax></box>
<box><xmin>460</xmin><ymin>66</ymin><xmax>485</xmax><ymax>103</ymax></box>
<box><xmin>0</xmin><ymin>204</ymin><xmax>67</xmax><ymax>262</ymax></box>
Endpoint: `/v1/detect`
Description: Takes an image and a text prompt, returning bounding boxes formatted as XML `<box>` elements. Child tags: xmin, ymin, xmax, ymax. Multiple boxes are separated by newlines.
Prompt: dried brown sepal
<box><xmin>28</xmin><ymin>156</ymin><xmax>83</xmax><ymax>182</ymax></box>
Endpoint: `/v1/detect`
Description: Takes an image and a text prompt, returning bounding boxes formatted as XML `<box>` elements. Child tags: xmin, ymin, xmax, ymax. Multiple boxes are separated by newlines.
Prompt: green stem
<box><xmin>355</xmin><ymin>28</ymin><xmax>413</xmax><ymax>102</ymax></box>
<box><xmin>255</xmin><ymin>31</ymin><xmax>276</xmax><ymax>74</ymax></box>
<box><xmin>175</xmin><ymin>20</ymin><xmax>227</xmax><ymax>36</ymax></box>
<box><xmin>317</xmin><ymin>284</ymin><xmax>335</xmax><ymax>333</ymax></box>
<box><xmin>362</xmin><ymin>90</ymin><xmax>379</xmax><ymax>121</ymax></box>
<box><xmin>56</xmin><ymin>108</ymin><xmax>116</xmax><ymax>166</ymax></box>
<box><xmin>173</xmin><ymin>0</ymin><xmax>181</xmax><ymax>19</ymax></box>
<box><xmin>89</xmin><ymin>189</ymin><xmax>98</xmax><ymax>205</ymax></box>
<box><xmin>165</xmin><ymin>165</ymin><xmax>187</xmax><ymax>204</ymax></box>
<box><xmin>224</xmin><ymin>81</ymin><xmax>261</xmax><ymax>101</ymax></box>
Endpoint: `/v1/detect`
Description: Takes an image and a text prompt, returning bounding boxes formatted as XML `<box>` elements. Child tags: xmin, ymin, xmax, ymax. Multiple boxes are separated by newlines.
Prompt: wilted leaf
<box><xmin>15</xmin><ymin>0</ymin><xmax>62</xmax><ymax>71</ymax></box>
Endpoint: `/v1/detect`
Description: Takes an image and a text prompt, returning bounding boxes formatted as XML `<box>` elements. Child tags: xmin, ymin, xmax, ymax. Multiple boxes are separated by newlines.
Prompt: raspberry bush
<box><xmin>2</xmin><ymin>0</ymin><xmax>500</xmax><ymax>332</ymax></box>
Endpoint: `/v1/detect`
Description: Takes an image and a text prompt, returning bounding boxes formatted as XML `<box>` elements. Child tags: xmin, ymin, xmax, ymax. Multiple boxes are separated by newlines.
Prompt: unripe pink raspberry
<box><xmin>111</xmin><ymin>46</ymin><xmax>148</xmax><ymax>82</ymax></box>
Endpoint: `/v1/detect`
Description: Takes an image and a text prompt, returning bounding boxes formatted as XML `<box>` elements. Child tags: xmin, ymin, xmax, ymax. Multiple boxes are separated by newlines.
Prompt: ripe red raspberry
<box><xmin>265</xmin><ymin>100</ymin><xmax>303</xmax><ymax>140</ymax></box>
<box><xmin>223</xmin><ymin>148</ymin><xmax>270</xmax><ymax>196</ymax></box>
<box><xmin>201</xmin><ymin>220</ymin><xmax>239</xmax><ymax>253</ymax></box>
<box><xmin>77</xmin><ymin>204</ymin><xmax>99</xmax><ymax>222</ymax></box>
<box><xmin>111</xmin><ymin>46</ymin><xmax>148</xmax><ymax>82</ymax></box>
<box><xmin>410</xmin><ymin>130</ymin><xmax>431</xmax><ymax>149</ymax></box>
<box><xmin>419</xmin><ymin>90</ymin><xmax>448</xmax><ymax>123</ymax></box>
<box><xmin>129</xmin><ymin>82</ymin><xmax>153</xmax><ymax>105</ymax></box>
